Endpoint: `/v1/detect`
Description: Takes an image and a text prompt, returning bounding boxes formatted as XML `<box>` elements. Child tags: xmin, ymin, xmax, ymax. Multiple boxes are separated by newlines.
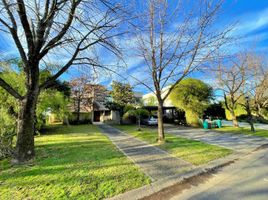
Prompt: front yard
<box><xmin>114</xmin><ymin>125</ymin><xmax>232</xmax><ymax>165</ymax></box>
<box><xmin>0</xmin><ymin>125</ymin><xmax>150</xmax><ymax>200</ymax></box>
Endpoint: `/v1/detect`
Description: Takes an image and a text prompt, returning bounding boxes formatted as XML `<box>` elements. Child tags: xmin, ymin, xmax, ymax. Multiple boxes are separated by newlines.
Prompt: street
<box><xmin>171</xmin><ymin>147</ymin><xmax>268</xmax><ymax>200</ymax></box>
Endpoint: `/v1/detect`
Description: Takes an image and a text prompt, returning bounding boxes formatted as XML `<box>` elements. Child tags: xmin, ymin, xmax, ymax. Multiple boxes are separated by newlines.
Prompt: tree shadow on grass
<box><xmin>0</xmin><ymin>125</ymin><xmax>150</xmax><ymax>200</ymax></box>
<box><xmin>1</xmin><ymin>170</ymin><xmax>147</xmax><ymax>200</ymax></box>
<box><xmin>39</xmin><ymin>124</ymin><xmax>98</xmax><ymax>136</ymax></box>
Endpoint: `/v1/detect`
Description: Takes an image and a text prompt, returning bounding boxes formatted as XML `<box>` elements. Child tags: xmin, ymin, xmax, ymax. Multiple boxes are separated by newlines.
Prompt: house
<box><xmin>69</xmin><ymin>84</ymin><xmax>120</xmax><ymax>124</ymax></box>
<box><xmin>142</xmin><ymin>86</ymin><xmax>173</xmax><ymax>107</ymax></box>
<box><xmin>142</xmin><ymin>86</ymin><xmax>185</xmax><ymax>123</ymax></box>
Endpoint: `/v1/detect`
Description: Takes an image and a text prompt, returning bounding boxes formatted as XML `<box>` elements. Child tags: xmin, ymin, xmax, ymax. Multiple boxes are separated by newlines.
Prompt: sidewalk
<box><xmin>97</xmin><ymin>124</ymin><xmax>193</xmax><ymax>181</ymax></box>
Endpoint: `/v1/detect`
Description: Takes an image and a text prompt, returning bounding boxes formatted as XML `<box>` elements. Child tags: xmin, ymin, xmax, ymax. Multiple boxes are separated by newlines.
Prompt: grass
<box><xmin>113</xmin><ymin>125</ymin><xmax>232</xmax><ymax>165</ymax></box>
<box><xmin>0</xmin><ymin>125</ymin><xmax>150</xmax><ymax>200</ymax></box>
<box><xmin>216</xmin><ymin>126</ymin><xmax>268</xmax><ymax>138</ymax></box>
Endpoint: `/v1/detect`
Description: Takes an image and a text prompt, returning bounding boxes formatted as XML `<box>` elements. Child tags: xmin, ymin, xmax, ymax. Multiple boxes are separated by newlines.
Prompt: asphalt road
<box><xmin>171</xmin><ymin>147</ymin><xmax>268</xmax><ymax>200</ymax></box>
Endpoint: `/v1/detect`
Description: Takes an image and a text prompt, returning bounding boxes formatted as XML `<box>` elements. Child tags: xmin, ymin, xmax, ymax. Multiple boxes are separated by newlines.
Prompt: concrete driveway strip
<box><xmin>97</xmin><ymin>124</ymin><xmax>193</xmax><ymax>181</ymax></box>
<box><xmin>222</xmin><ymin>120</ymin><xmax>268</xmax><ymax>130</ymax></box>
<box><xmin>171</xmin><ymin>147</ymin><xmax>268</xmax><ymax>200</ymax></box>
<box><xmin>165</xmin><ymin>125</ymin><xmax>268</xmax><ymax>153</ymax></box>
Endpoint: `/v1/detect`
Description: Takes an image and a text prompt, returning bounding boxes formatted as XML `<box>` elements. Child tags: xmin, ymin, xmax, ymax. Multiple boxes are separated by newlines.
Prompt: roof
<box><xmin>93</xmin><ymin>101</ymin><xmax>109</xmax><ymax>111</ymax></box>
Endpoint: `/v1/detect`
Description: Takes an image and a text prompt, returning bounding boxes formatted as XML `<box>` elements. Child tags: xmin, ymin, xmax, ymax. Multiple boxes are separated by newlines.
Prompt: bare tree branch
<box><xmin>0</xmin><ymin>76</ymin><xmax>23</xmax><ymax>100</ymax></box>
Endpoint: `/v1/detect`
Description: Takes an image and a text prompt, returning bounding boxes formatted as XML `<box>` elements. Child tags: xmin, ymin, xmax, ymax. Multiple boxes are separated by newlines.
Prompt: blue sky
<box><xmin>1</xmin><ymin>0</ymin><xmax>268</xmax><ymax>95</ymax></box>
<box><xmin>221</xmin><ymin>0</ymin><xmax>268</xmax><ymax>49</ymax></box>
<box><xmin>117</xmin><ymin>0</ymin><xmax>268</xmax><ymax>94</ymax></box>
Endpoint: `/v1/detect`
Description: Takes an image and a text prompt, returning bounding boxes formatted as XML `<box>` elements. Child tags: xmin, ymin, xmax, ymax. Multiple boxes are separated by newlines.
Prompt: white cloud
<box><xmin>232</xmin><ymin>7</ymin><xmax>268</xmax><ymax>36</ymax></box>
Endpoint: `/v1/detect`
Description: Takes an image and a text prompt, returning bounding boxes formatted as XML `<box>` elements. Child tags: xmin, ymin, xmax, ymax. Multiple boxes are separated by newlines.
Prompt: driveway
<box><xmin>222</xmin><ymin>120</ymin><xmax>268</xmax><ymax>130</ymax></box>
<box><xmin>171</xmin><ymin>147</ymin><xmax>268</xmax><ymax>200</ymax></box>
<box><xmin>165</xmin><ymin>125</ymin><xmax>268</xmax><ymax>153</ymax></box>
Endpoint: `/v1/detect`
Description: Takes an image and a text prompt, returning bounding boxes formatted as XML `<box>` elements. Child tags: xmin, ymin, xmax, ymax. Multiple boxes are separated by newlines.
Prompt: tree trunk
<box><xmin>63</xmin><ymin>116</ymin><xmax>70</xmax><ymax>126</ymax></box>
<box><xmin>246</xmin><ymin>104</ymin><xmax>255</xmax><ymax>132</ymax></box>
<box><xmin>137</xmin><ymin>112</ymin><xmax>141</xmax><ymax>131</ymax></box>
<box><xmin>230</xmin><ymin>110</ymin><xmax>239</xmax><ymax>127</ymax></box>
<box><xmin>15</xmin><ymin>89</ymin><xmax>39</xmax><ymax>163</ymax></box>
<box><xmin>157</xmin><ymin>101</ymin><xmax>165</xmax><ymax>142</ymax></box>
<box><xmin>77</xmin><ymin>96</ymin><xmax>81</xmax><ymax>124</ymax></box>
<box><xmin>248</xmin><ymin>117</ymin><xmax>255</xmax><ymax>132</ymax></box>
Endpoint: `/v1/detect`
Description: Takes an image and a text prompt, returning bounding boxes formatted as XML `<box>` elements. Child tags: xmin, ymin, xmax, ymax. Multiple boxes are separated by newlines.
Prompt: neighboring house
<box><xmin>69</xmin><ymin>84</ymin><xmax>120</xmax><ymax>123</ymax></box>
<box><xmin>142</xmin><ymin>86</ymin><xmax>173</xmax><ymax>107</ymax></box>
<box><xmin>134</xmin><ymin>92</ymin><xmax>143</xmax><ymax>104</ymax></box>
<box><xmin>142</xmin><ymin>86</ymin><xmax>184</xmax><ymax>122</ymax></box>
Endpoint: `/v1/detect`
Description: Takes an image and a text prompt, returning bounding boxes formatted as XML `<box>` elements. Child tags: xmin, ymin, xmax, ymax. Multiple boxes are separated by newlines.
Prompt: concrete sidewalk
<box><xmin>165</xmin><ymin>125</ymin><xmax>268</xmax><ymax>153</ymax></box>
<box><xmin>97</xmin><ymin>123</ymin><xmax>193</xmax><ymax>181</ymax></box>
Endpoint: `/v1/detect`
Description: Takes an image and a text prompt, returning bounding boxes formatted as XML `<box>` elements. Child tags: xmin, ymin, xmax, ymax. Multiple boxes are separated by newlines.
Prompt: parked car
<box><xmin>142</xmin><ymin>116</ymin><xmax>158</xmax><ymax>126</ymax></box>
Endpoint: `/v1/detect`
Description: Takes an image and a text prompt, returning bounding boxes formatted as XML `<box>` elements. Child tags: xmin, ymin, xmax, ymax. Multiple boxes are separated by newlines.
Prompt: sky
<box><xmin>114</xmin><ymin>0</ymin><xmax>268</xmax><ymax>94</ymax></box>
<box><xmin>222</xmin><ymin>0</ymin><xmax>268</xmax><ymax>50</ymax></box>
<box><xmin>1</xmin><ymin>0</ymin><xmax>268</xmax><ymax>96</ymax></box>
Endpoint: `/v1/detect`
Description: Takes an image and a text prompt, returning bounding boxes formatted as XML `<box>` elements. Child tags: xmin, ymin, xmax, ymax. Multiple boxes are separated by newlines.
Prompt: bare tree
<box><xmin>0</xmin><ymin>0</ymin><xmax>122</xmax><ymax>163</ymax></box>
<box><xmin>253</xmin><ymin>74</ymin><xmax>268</xmax><ymax>118</ymax></box>
<box><xmin>70</xmin><ymin>76</ymin><xmax>92</xmax><ymax>123</ymax></box>
<box><xmin>216</xmin><ymin>52</ymin><xmax>266</xmax><ymax>128</ymax></box>
<box><xmin>129</xmin><ymin>0</ymin><xmax>232</xmax><ymax>142</ymax></box>
<box><xmin>216</xmin><ymin>54</ymin><xmax>248</xmax><ymax>127</ymax></box>
<box><xmin>246</xmin><ymin>54</ymin><xmax>268</xmax><ymax>119</ymax></box>
<box><xmin>239</xmin><ymin>53</ymin><xmax>268</xmax><ymax>131</ymax></box>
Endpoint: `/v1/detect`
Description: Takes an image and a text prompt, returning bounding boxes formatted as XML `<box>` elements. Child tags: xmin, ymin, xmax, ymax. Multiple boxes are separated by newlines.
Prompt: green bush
<box><xmin>0</xmin><ymin>108</ymin><xmax>16</xmax><ymax>159</ymax></box>
<box><xmin>123</xmin><ymin>108</ymin><xmax>150</xmax><ymax>122</ymax></box>
<box><xmin>170</xmin><ymin>78</ymin><xmax>213</xmax><ymax>127</ymax></box>
<box><xmin>68</xmin><ymin>112</ymin><xmax>92</xmax><ymax>125</ymax></box>
<box><xmin>185</xmin><ymin>110</ymin><xmax>200</xmax><ymax>127</ymax></box>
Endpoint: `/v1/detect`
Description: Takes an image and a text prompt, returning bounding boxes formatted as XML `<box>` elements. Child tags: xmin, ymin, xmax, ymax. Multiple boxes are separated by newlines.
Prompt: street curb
<box><xmin>107</xmin><ymin>152</ymin><xmax>243</xmax><ymax>200</ymax></box>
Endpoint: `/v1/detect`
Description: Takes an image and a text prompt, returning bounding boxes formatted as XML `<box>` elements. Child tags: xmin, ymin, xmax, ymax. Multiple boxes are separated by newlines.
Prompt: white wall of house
<box><xmin>142</xmin><ymin>86</ymin><xmax>174</xmax><ymax>107</ymax></box>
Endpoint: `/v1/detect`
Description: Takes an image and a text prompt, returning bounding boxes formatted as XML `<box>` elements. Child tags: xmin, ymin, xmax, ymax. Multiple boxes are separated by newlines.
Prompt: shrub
<box><xmin>0</xmin><ymin>108</ymin><xmax>16</xmax><ymax>159</ymax></box>
<box><xmin>170</xmin><ymin>78</ymin><xmax>213</xmax><ymax>127</ymax></box>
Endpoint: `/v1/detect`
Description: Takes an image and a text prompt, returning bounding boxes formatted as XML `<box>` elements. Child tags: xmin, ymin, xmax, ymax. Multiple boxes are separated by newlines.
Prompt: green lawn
<box><xmin>216</xmin><ymin>126</ymin><xmax>268</xmax><ymax>138</ymax></box>
<box><xmin>0</xmin><ymin>125</ymin><xmax>150</xmax><ymax>200</ymax></box>
<box><xmin>114</xmin><ymin>125</ymin><xmax>232</xmax><ymax>165</ymax></box>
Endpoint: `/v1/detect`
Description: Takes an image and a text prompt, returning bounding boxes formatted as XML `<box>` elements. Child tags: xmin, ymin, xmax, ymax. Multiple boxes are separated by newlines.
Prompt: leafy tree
<box><xmin>0</xmin><ymin>107</ymin><xmax>16</xmax><ymax>159</ymax></box>
<box><xmin>204</xmin><ymin>102</ymin><xmax>226</xmax><ymax>119</ymax></box>
<box><xmin>40</xmin><ymin>70</ymin><xmax>71</xmax><ymax>98</ymax></box>
<box><xmin>110</xmin><ymin>81</ymin><xmax>135</xmax><ymax>106</ymax></box>
<box><xmin>170</xmin><ymin>78</ymin><xmax>213</xmax><ymax>126</ymax></box>
<box><xmin>144</xmin><ymin>96</ymin><xmax>157</xmax><ymax>106</ymax></box>
<box><xmin>108</xmin><ymin>81</ymin><xmax>136</xmax><ymax>124</ymax></box>
<box><xmin>123</xmin><ymin>108</ymin><xmax>149</xmax><ymax>131</ymax></box>
<box><xmin>37</xmin><ymin>89</ymin><xmax>70</xmax><ymax>129</ymax></box>
<box><xmin>0</xmin><ymin>69</ymin><xmax>70</xmax><ymax>156</ymax></box>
